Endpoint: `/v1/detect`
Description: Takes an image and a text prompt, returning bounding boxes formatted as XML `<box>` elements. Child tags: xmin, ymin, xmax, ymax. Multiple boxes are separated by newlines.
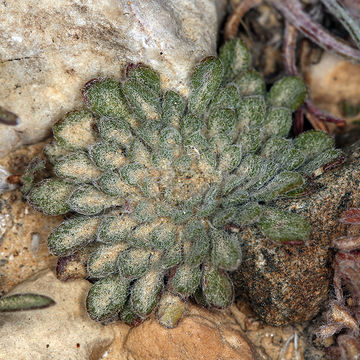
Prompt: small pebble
<box><xmin>31</xmin><ymin>233</ymin><xmax>41</xmax><ymax>254</ymax></box>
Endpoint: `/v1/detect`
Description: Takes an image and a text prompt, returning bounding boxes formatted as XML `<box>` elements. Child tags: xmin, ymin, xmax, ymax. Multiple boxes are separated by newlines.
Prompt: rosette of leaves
<box><xmin>25</xmin><ymin>39</ymin><xmax>342</xmax><ymax>328</ymax></box>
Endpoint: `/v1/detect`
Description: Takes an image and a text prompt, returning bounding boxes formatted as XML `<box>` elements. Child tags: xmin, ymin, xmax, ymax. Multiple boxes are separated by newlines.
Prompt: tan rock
<box><xmin>0</xmin><ymin>269</ymin><xmax>114</xmax><ymax>360</ymax></box>
<box><xmin>0</xmin><ymin>0</ymin><xmax>226</xmax><ymax>158</ymax></box>
<box><xmin>107</xmin><ymin>304</ymin><xmax>262</xmax><ymax>360</ymax></box>
<box><xmin>0</xmin><ymin>142</ymin><xmax>59</xmax><ymax>293</ymax></box>
<box><xmin>304</xmin><ymin>52</ymin><xmax>360</xmax><ymax>127</ymax></box>
<box><xmin>230</xmin><ymin>301</ymin><xmax>307</xmax><ymax>360</ymax></box>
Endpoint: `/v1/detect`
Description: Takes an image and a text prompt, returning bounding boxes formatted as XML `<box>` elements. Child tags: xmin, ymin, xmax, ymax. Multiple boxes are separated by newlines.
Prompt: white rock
<box><xmin>0</xmin><ymin>0</ymin><xmax>226</xmax><ymax>158</ymax></box>
<box><xmin>0</xmin><ymin>269</ymin><xmax>114</xmax><ymax>360</ymax></box>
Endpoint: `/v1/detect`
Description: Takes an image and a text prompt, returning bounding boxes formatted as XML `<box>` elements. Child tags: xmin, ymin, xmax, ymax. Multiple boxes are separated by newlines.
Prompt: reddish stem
<box><xmin>305</xmin><ymin>100</ymin><xmax>347</xmax><ymax>126</ymax></box>
<box><xmin>294</xmin><ymin>107</ymin><xmax>304</xmax><ymax>135</ymax></box>
<box><xmin>269</xmin><ymin>0</ymin><xmax>360</xmax><ymax>63</ymax></box>
<box><xmin>283</xmin><ymin>21</ymin><xmax>298</xmax><ymax>75</ymax></box>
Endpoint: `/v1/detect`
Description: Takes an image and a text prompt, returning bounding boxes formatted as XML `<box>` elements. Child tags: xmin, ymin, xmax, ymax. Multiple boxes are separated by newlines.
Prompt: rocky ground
<box><xmin>1</xmin><ymin>0</ymin><xmax>360</xmax><ymax>359</ymax></box>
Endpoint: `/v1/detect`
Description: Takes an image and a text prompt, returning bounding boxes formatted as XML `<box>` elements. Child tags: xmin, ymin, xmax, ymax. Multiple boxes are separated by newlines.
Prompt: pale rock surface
<box><xmin>0</xmin><ymin>269</ymin><xmax>114</xmax><ymax>360</ymax></box>
<box><xmin>0</xmin><ymin>0</ymin><xmax>226</xmax><ymax>158</ymax></box>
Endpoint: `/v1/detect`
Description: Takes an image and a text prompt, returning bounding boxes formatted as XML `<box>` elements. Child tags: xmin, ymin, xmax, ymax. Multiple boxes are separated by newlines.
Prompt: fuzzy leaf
<box><xmin>83</xmin><ymin>78</ymin><xmax>133</xmax><ymax>121</ymax></box>
<box><xmin>48</xmin><ymin>216</ymin><xmax>101</xmax><ymax>256</ymax></box>
<box><xmin>159</xmin><ymin>126</ymin><xmax>182</xmax><ymax>155</ymax></box>
<box><xmin>210</xmin><ymin>229</ymin><xmax>242</xmax><ymax>271</ymax></box>
<box><xmin>44</xmin><ymin>141</ymin><xmax>71</xmax><ymax>165</ymax></box>
<box><xmin>162</xmin><ymin>91</ymin><xmax>186</xmax><ymax>128</ymax></box>
<box><xmin>197</xmin><ymin>185</ymin><xmax>220</xmax><ymax>218</ymax></box>
<box><xmin>98</xmin><ymin>215</ymin><xmax>138</xmax><ymax>244</ymax></box>
<box><xmin>235</xmin><ymin>202</ymin><xmax>262</xmax><ymax>226</ymax></box>
<box><xmin>68</xmin><ymin>184</ymin><xmax>117</xmax><ymax>215</ymax></box>
<box><xmin>180</xmin><ymin>114</ymin><xmax>202</xmax><ymax>138</ymax></box>
<box><xmin>261</xmin><ymin>137</ymin><xmax>292</xmax><ymax>160</ymax></box>
<box><xmin>97</xmin><ymin>117</ymin><xmax>134</xmax><ymax>147</ymax></box>
<box><xmin>212</xmin><ymin>207</ymin><xmax>238</xmax><ymax>227</ymax></box>
<box><xmin>236</xmin><ymin>127</ymin><xmax>264</xmax><ymax>154</ymax></box>
<box><xmin>209</xmin><ymin>132</ymin><xmax>232</xmax><ymax>154</ymax></box>
<box><xmin>54</xmin><ymin>152</ymin><xmax>102</xmax><ymax>183</ymax></box>
<box><xmin>119</xmin><ymin>300</ymin><xmax>142</xmax><ymax>326</ymax></box>
<box><xmin>184</xmin><ymin>131</ymin><xmax>209</xmax><ymax>154</ymax></box>
<box><xmin>158</xmin><ymin>241</ymin><xmax>182</xmax><ymax>270</ymax></box>
<box><xmin>117</xmin><ymin>248</ymin><xmax>151</xmax><ymax>279</ymax></box>
<box><xmin>170</xmin><ymin>264</ymin><xmax>202</xmax><ymax>296</ymax></box>
<box><xmin>53</xmin><ymin>110</ymin><xmax>97</xmax><ymax>150</ymax></box>
<box><xmin>208</xmin><ymin>84</ymin><xmax>240</xmax><ymax>111</ymax></box>
<box><xmin>20</xmin><ymin>157</ymin><xmax>46</xmax><ymax>195</ymax></box>
<box><xmin>86</xmin><ymin>275</ymin><xmax>129</xmax><ymax>321</ymax></box>
<box><xmin>299</xmin><ymin>148</ymin><xmax>343</xmax><ymax>175</ymax></box>
<box><xmin>233</xmin><ymin>70</ymin><xmax>265</xmax><ymax>96</ymax></box>
<box><xmin>294</xmin><ymin>130</ymin><xmax>335</xmax><ymax>160</ymax></box>
<box><xmin>133</xmin><ymin>201</ymin><xmax>157</xmax><ymax>224</ymax></box>
<box><xmin>263</xmin><ymin>107</ymin><xmax>292</xmax><ymax>138</ymax></box>
<box><xmin>89</xmin><ymin>142</ymin><xmax>127</xmax><ymax>171</ymax></box>
<box><xmin>157</xmin><ymin>293</ymin><xmax>186</xmax><ymax>328</ymax></box>
<box><xmin>258</xmin><ymin>208</ymin><xmax>310</xmax><ymax>242</ymax></box>
<box><xmin>188</xmin><ymin>57</ymin><xmax>223</xmax><ymax>116</ymax></box>
<box><xmin>219</xmin><ymin>38</ymin><xmax>250</xmax><ymax>81</ymax></box>
<box><xmin>87</xmin><ymin>243</ymin><xmax>128</xmax><ymax>278</ymax></box>
<box><xmin>236</xmin><ymin>96</ymin><xmax>266</xmax><ymax>131</ymax></box>
<box><xmin>208</xmin><ymin>108</ymin><xmax>236</xmax><ymax>137</ymax></box>
<box><xmin>120</xmin><ymin>162</ymin><xmax>146</xmax><ymax>187</ymax></box>
<box><xmin>28</xmin><ymin>179</ymin><xmax>74</xmax><ymax>215</ymax></box>
<box><xmin>224</xmin><ymin>188</ymin><xmax>249</xmax><ymax>207</ymax></box>
<box><xmin>123</xmin><ymin>78</ymin><xmax>161</xmax><ymax>122</ymax></box>
<box><xmin>234</xmin><ymin>154</ymin><xmax>263</xmax><ymax>188</ymax></box>
<box><xmin>183</xmin><ymin>221</ymin><xmax>209</xmax><ymax>266</ymax></box>
<box><xmin>266</xmin><ymin>76</ymin><xmax>307</xmax><ymax>111</ymax></box>
<box><xmin>202</xmin><ymin>264</ymin><xmax>233</xmax><ymax>308</ymax></box>
<box><xmin>150</xmin><ymin>223</ymin><xmax>177</xmax><ymax>250</ymax></box>
<box><xmin>131</xmin><ymin>270</ymin><xmax>163</xmax><ymax>317</ymax></box>
<box><xmin>127</xmin><ymin>64</ymin><xmax>161</xmax><ymax>93</ymax></box>
<box><xmin>253</xmin><ymin>171</ymin><xmax>305</xmax><ymax>201</ymax></box>
<box><xmin>218</xmin><ymin>145</ymin><xmax>242</xmax><ymax>173</ymax></box>
<box><xmin>128</xmin><ymin>139</ymin><xmax>151</xmax><ymax>166</ymax></box>
<box><xmin>136</xmin><ymin>122</ymin><xmax>162</xmax><ymax>149</ymax></box>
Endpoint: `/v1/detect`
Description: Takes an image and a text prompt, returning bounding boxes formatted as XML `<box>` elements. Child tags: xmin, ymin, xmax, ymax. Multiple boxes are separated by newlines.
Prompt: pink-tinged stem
<box><xmin>305</xmin><ymin>105</ymin><xmax>329</xmax><ymax>132</ymax></box>
<box><xmin>283</xmin><ymin>21</ymin><xmax>298</xmax><ymax>75</ymax></box>
<box><xmin>269</xmin><ymin>0</ymin><xmax>360</xmax><ymax>63</ymax></box>
<box><xmin>305</xmin><ymin>100</ymin><xmax>347</xmax><ymax>126</ymax></box>
<box><xmin>340</xmin><ymin>208</ymin><xmax>360</xmax><ymax>224</ymax></box>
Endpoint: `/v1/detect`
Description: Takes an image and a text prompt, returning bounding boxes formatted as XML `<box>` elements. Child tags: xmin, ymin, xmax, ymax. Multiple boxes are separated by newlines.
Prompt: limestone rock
<box><xmin>0</xmin><ymin>0</ymin><xmax>226</xmax><ymax>158</ymax></box>
<box><xmin>107</xmin><ymin>304</ymin><xmax>262</xmax><ymax>360</ymax></box>
<box><xmin>0</xmin><ymin>269</ymin><xmax>114</xmax><ymax>360</ymax></box>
